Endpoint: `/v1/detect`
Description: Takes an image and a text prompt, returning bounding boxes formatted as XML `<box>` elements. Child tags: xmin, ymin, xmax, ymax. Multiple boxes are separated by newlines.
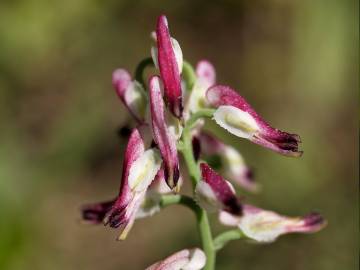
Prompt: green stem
<box><xmin>134</xmin><ymin>57</ymin><xmax>154</xmax><ymax>86</ymax></box>
<box><xmin>160</xmin><ymin>194</ymin><xmax>198</xmax><ymax>214</ymax></box>
<box><xmin>186</xmin><ymin>109</ymin><xmax>215</xmax><ymax>130</ymax></box>
<box><xmin>214</xmin><ymin>229</ymin><xmax>244</xmax><ymax>251</ymax></box>
<box><xmin>182</xmin><ymin>60</ymin><xmax>197</xmax><ymax>90</ymax></box>
<box><xmin>180</xmin><ymin>109</ymin><xmax>216</xmax><ymax>270</ymax></box>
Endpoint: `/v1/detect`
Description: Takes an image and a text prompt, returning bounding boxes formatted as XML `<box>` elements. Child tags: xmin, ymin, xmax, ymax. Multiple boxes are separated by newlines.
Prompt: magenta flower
<box><xmin>81</xmin><ymin>167</ymin><xmax>172</xmax><ymax>230</ymax></box>
<box><xmin>197</xmin><ymin>132</ymin><xmax>258</xmax><ymax>192</ymax></box>
<box><xmin>146</xmin><ymin>248</ymin><xmax>206</xmax><ymax>270</ymax></box>
<box><xmin>154</xmin><ymin>15</ymin><xmax>183</xmax><ymax>118</ymax></box>
<box><xmin>196</xmin><ymin>163</ymin><xmax>242</xmax><ymax>215</ymax></box>
<box><xmin>206</xmin><ymin>85</ymin><xmax>302</xmax><ymax>157</ymax></box>
<box><xmin>149</xmin><ymin>75</ymin><xmax>180</xmax><ymax>189</ymax></box>
<box><xmin>219</xmin><ymin>205</ymin><xmax>326</xmax><ymax>243</ymax></box>
<box><xmin>112</xmin><ymin>68</ymin><xmax>148</xmax><ymax>123</ymax></box>
<box><xmin>101</xmin><ymin>127</ymin><xmax>162</xmax><ymax>240</ymax></box>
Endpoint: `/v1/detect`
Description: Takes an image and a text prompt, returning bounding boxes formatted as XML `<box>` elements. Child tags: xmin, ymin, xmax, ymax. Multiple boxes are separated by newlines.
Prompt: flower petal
<box><xmin>149</xmin><ymin>76</ymin><xmax>180</xmax><ymax>189</ymax></box>
<box><xmin>156</xmin><ymin>15</ymin><xmax>183</xmax><ymax>118</ymax></box>
<box><xmin>207</xmin><ymin>85</ymin><xmax>302</xmax><ymax>157</ymax></box>
<box><xmin>103</xmin><ymin>128</ymin><xmax>162</xmax><ymax>240</ymax></box>
<box><xmin>196</xmin><ymin>163</ymin><xmax>242</xmax><ymax>215</ymax></box>
<box><xmin>196</xmin><ymin>60</ymin><xmax>216</xmax><ymax>89</ymax></box>
<box><xmin>196</xmin><ymin>132</ymin><xmax>258</xmax><ymax>192</ymax></box>
<box><xmin>146</xmin><ymin>248</ymin><xmax>206</xmax><ymax>270</ymax></box>
<box><xmin>112</xmin><ymin>69</ymin><xmax>147</xmax><ymax>122</ymax></box>
<box><xmin>219</xmin><ymin>205</ymin><xmax>326</xmax><ymax>243</ymax></box>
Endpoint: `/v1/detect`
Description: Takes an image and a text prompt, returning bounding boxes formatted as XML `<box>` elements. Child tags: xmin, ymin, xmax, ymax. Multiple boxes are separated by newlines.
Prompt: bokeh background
<box><xmin>0</xmin><ymin>0</ymin><xmax>358</xmax><ymax>269</ymax></box>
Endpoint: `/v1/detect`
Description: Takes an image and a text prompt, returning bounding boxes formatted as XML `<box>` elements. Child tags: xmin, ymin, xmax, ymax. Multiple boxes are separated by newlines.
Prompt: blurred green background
<box><xmin>0</xmin><ymin>0</ymin><xmax>358</xmax><ymax>269</ymax></box>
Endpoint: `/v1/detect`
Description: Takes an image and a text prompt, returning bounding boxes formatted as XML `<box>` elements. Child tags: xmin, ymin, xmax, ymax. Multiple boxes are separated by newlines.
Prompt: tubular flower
<box><xmin>206</xmin><ymin>85</ymin><xmax>302</xmax><ymax>157</ymax></box>
<box><xmin>197</xmin><ymin>132</ymin><xmax>258</xmax><ymax>192</ymax></box>
<box><xmin>196</xmin><ymin>163</ymin><xmax>242</xmax><ymax>215</ymax></box>
<box><xmin>186</xmin><ymin>60</ymin><xmax>216</xmax><ymax>114</ymax></box>
<box><xmin>112</xmin><ymin>68</ymin><xmax>148</xmax><ymax>123</ymax></box>
<box><xmin>102</xmin><ymin>128</ymin><xmax>162</xmax><ymax>240</ymax></box>
<box><xmin>81</xmin><ymin>168</ymin><xmax>171</xmax><ymax>227</ymax></box>
<box><xmin>219</xmin><ymin>205</ymin><xmax>326</xmax><ymax>243</ymax></box>
<box><xmin>152</xmin><ymin>15</ymin><xmax>183</xmax><ymax>118</ymax></box>
<box><xmin>146</xmin><ymin>248</ymin><xmax>206</xmax><ymax>270</ymax></box>
<box><xmin>149</xmin><ymin>76</ymin><xmax>180</xmax><ymax>189</ymax></box>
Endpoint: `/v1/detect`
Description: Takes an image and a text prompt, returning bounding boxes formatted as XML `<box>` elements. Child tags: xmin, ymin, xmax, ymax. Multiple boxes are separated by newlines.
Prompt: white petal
<box><xmin>171</xmin><ymin>38</ymin><xmax>183</xmax><ymax>74</ymax></box>
<box><xmin>182</xmin><ymin>248</ymin><xmax>206</xmax><ymax>270</ymax></box>
<box><xmin>166</xmin><ymin>110</ymin><xmax>183</xmax><ymax>140</ymax></box>
<box><xmin>219</xmin><ymin>211</ymin><xmax>241</xmax><ymax>226</ymax></box>
<box><xmin>195</xmin><ymin>181</ymin><xmax>222</xmax><ymax>212</ymax></box>
<box><xmin>151</xmin><ymin>38</ymin><xmax>183</xmax><ymax>74</ymax></box>
<box><xmin>187</xmin><ymin>80</ymin><xmax>209</xmax><ymax>113</ymax></box>
<box><xmin>222</xmin><ymin>146</ymin><xmax>246</xmax><ymax>176</ymax></box>
<box><xmin>124</xmin><ymin>81</ymin><xmax>147</xmax><ymax>120</ymax></box>
<box><xmin>238</xmin><ymin>207</ymin><xmax>289</xmax><ymax>243</ymax></box>
<box><xmin>128</xmin><ymin>149</ymin><xmax>162</xmax><ymax>192</ymax></box>
<box><xmin>213</xmin><ymin>105</ymin><xmax>259</xmax><ymax>139</ymax></box>
<box><xmin>151</xmin><ymin>46</ymin><xmax>159</xmax><ymax>69</ymax></box>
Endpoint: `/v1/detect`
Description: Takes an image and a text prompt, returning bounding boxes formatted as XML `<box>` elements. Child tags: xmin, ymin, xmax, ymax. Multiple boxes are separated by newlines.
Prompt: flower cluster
<box><xmin>81</xmin><ymin>15</ymin><xmax>326</xmax><ymax>269</ymax></box>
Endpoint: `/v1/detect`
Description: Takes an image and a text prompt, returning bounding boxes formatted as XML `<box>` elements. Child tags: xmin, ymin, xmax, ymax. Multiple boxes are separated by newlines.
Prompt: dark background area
<box><xmin>0</xmin><ymin>0</ymin><xmax>358</xmax><ymax>269</ymax></box>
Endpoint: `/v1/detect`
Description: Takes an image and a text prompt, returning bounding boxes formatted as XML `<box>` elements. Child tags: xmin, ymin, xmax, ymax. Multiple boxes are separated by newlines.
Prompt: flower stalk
<box><xmin>213</xmin><ymin>229</ymin><xmax>244</xmax><ymax>251</ymax></box>
<box><xmin>178</xmin><ymin>111</ymin><xmax>216</xmax><ymax>270</ymax></box>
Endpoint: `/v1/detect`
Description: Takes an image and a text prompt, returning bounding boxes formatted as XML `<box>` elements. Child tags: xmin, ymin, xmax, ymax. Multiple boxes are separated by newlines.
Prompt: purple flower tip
<box><xmin>303</xmin><ymin>212</ymin><xmax>326</xmax><ymax>227</ymax></box>
<box><xmin>81</xmin><ymin>200</ymin><xmax>115</xmax><ymax>225</ymax></box>
<box><xmin>104</xmin><ymin>207</ymin><xmax>127</xmax><ymax>228</ymax></box>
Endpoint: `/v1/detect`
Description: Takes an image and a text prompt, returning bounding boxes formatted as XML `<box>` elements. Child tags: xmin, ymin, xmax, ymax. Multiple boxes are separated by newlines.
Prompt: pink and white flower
<box><xmin>146</xmin><ymin>248</ymin><xmax>206</xmax><ymax>270</ymax></box>
<box><xmin>219</xmin><ymin>205</ymin><xmax>326</xmax><ymax>243</ymax></box>
<box><xmin>196</xmin><ymin>163</ymin><xmax>242</xmax><ymax>215</ymax></box>
<box><xmin>86</xmin><ymin>128</ymin><xmax>162</xmax><ymax>240</ymax></box>
<box><xmin>152</xmin><ymin>15</ymin><xmax>183</xmax><ymax>118</ymax></box>
<box><xmin>186</xmin><ymin>60</ymin><xmax>216</xmax><ymax>114</ymax></box>
<box><xmin>112</xmin><ymin>69</ymin><xmax>148</xmax><ymax>123</ymax></box>
<box><xmin>197</xmin><ymin>132</ymin><xmax>258</xmax><ymax>192</ymax></box>
<box><xmin>207</xmin><ymin>85</ymin><xmax>302</xmax><ymax>157</ymax></box>
<box><xmin>81</xmin><ymin>167</ymin><xmax>172</xmax><ymax>227</ymax></box>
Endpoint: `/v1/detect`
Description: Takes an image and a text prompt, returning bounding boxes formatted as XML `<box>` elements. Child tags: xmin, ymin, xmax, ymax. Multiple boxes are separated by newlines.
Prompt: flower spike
<box><xmin>219</xmin><ymin>205</ymin><xmax>326</xmax><ymax>243</ymax></box>
<box><xmin>149</xmin><ymin>76</ymin><xmax>180</xmax><ymax>189</ymax></box>
<box><xmin>146</xmin><ymin>248</ymin><xmax>206</xmax><ymax>270</ymax></box>
<box><xmin>206</xmin><ymin>85</ymin><xmax>302</xmax><ymax>157</ymax></box>
<box><xmin>196</xmin><ymin>163</ymin><xmax>242</xmax><ymax>215</ymax></box>
<box><xmin>155</xmin><ymin>15</ymin><xmax>183</xmax><ymax>118</ymax></box>
<box><xmin>103</xmin><ymin>128</ymin><xmax>162</xmax><ymax>240</ymax></box>
<box><xmin>112</xmin><ymin>69</ymin><xmax>147</xmax><ymax>123</ymax></box>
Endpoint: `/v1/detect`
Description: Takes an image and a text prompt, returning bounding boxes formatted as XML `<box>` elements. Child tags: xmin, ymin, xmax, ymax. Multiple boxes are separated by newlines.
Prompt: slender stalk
<box><xmin>182</xmin><ymin>60</ymin><xmax>197</xmax><ymax>90</ymax></box>
<box><xmin>134</xmin><ymin>57</ymin><xmax>154</xmax><ymax>86</ymax></box>
<box><xmin>214</xmin><ymin>229</ymin><xmax>244</xmax><ymax>251</ymax></box>
<box><xmin>160</xmin><ymin>194</ymin><xmax>198</xmax><ymax>214</ymax></box>
<box><xmin>180</xmin><ymin>110</ymin><xmax>216</xmax><ymax>270</ymax></box>
<box><xmin>180</xmin><ymin>109</ymin><xmax>215</xmax><ymax>187</ymax></box>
